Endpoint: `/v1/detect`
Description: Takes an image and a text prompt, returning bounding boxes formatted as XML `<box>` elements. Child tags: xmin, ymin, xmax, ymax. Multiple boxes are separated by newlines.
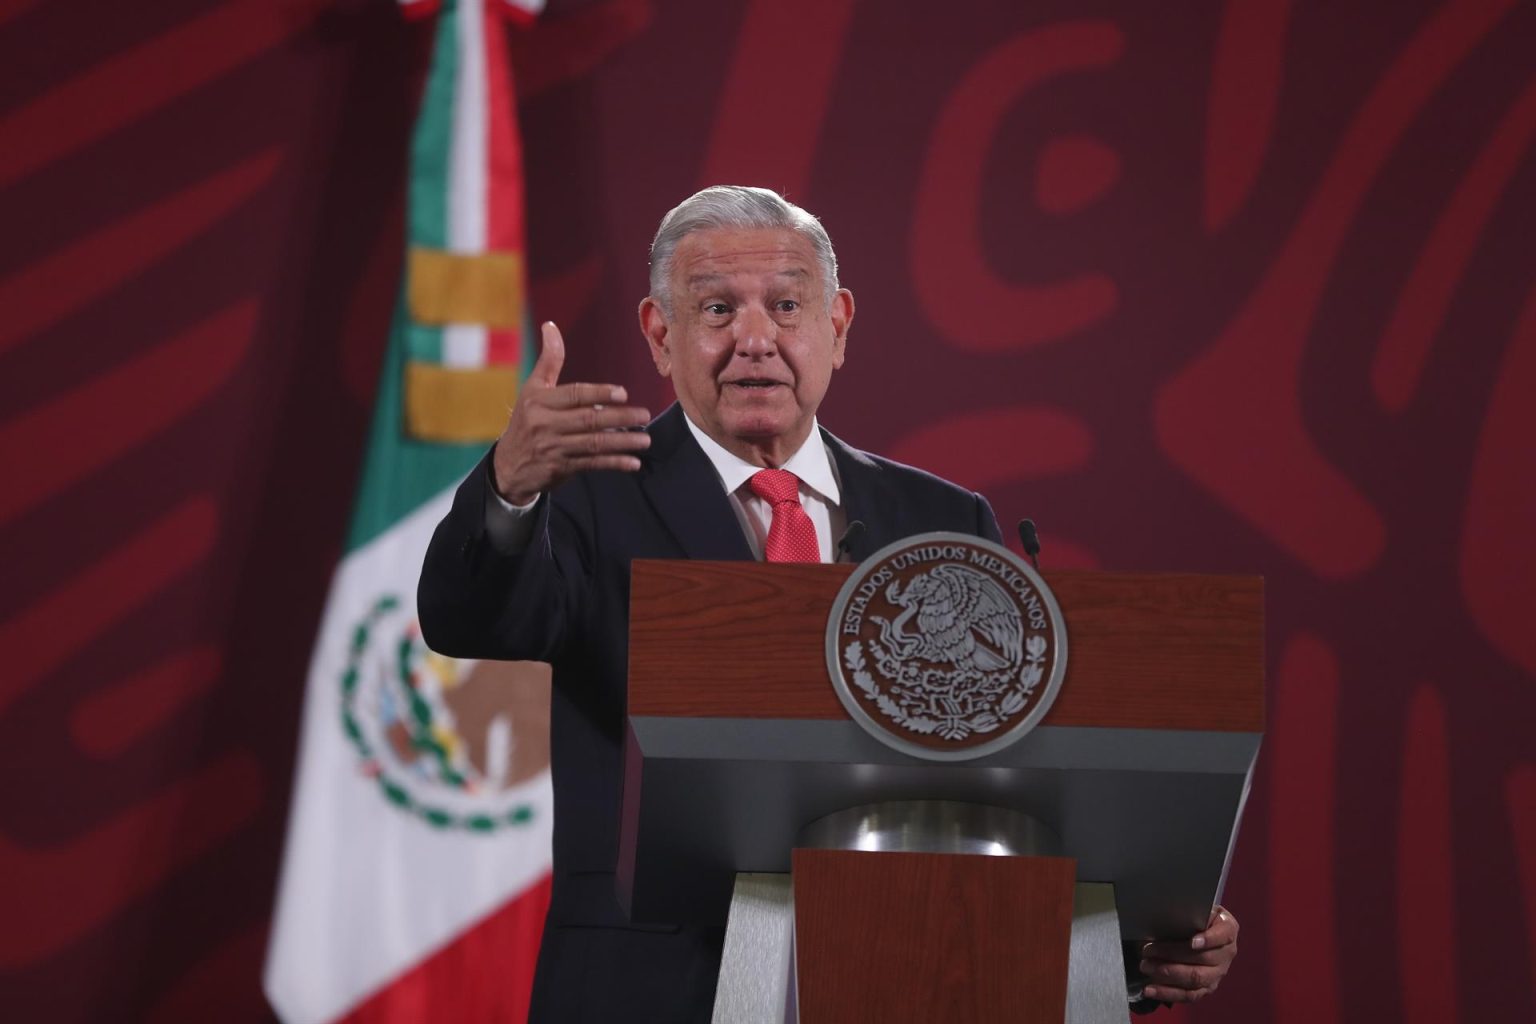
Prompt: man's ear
<box><xmin>829</xmin><ymin>288</ymin><xmax>854</xmax><ymax>370</ymax></box>
<box><xmin>638</xmin><ymin>296</ymin><xmax>672</xmax><ymax>377</ymax></box>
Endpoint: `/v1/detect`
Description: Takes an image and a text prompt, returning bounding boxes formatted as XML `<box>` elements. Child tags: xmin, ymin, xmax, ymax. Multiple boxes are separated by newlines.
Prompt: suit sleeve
<box><xmin>417</xmin><ymin>447</ymin><xmax>592</xmax><ymax>662</ymax></box>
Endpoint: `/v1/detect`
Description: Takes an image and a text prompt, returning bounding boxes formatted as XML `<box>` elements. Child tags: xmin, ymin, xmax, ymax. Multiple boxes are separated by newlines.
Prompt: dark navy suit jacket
<box><xmin>418</xmin><ymin>403</ymin><xmax>1003</xmax><ymax>1023</ymax></box>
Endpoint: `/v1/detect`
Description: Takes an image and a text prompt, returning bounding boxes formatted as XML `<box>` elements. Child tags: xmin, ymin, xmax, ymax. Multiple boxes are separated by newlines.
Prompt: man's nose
<box><xmin>732</xmin><ymin>305</ymin><xmax>778</xmax><ymax>356</ymax></box>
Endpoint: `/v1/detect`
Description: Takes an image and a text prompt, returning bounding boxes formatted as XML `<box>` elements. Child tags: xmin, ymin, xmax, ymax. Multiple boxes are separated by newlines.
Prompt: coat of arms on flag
<box><xmin>340</xmin><ymin>594</ymin><xmax>549</xmax><ymax>831</ymax></box>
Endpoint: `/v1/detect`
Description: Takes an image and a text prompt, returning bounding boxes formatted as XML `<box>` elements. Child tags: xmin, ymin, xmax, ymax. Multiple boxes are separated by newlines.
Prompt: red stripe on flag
<box><xmin>485</xmin><ymin>327</ymin><xmax>520</xmax><ymax>366</ymax></box>
<box><xmin>482</xmin><ymin>1</ymin><xmax>525</xmax><ymax>366</ymax></box>
<box><xmin>336</xmin><ymin>873</ymin><xmax>552</xmax><ymax>1024</ymax></box>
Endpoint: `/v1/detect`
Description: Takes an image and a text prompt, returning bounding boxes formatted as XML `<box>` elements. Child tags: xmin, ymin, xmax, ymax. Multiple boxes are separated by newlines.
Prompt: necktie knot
<box><xmin>749</xmin><ymin>468</ymin><xmax>802</xmax><ymax>506</ymax></box>
<box><xmin>747</xmin><ymin>469</ymin><xmax>819</xmax><ymax>563</ymax></box>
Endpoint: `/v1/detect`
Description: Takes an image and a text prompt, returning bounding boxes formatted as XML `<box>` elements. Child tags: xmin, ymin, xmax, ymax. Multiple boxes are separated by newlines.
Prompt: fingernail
<box><xmin>612</xmin><ymin>386</ymin><xmax>627</xmax><ymax>402</ymax></box>
<box><xmin>1142</xmin><ymin>987</ymin><xmax>1158</xmax><ymax>1000</ymax></box>
<box><xmin>1139</xmin><ymin>960</ymin><xmax>1152</xmax><ymax>974</ymax></box>
<box><xmin>1191</xmin><ymin>935</ymin><xmax>1205</xmax><ymax>950</ymax></box>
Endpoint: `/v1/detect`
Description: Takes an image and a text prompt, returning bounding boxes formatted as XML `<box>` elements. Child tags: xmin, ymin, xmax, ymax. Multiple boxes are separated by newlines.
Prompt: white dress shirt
<box><xmin>680</xmin><ymin>413</ymin><xmax>845</xmax><ymax>563</ymax></box>
<box><xmin>484</xmin><ymin>412</ymin><xmax>846</xmax><ymax>562</ymax></box>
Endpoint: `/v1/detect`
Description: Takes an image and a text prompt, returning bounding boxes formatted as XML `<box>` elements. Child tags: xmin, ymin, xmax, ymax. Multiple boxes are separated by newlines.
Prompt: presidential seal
<box><xmin>826</xmin><ymin>533</ymin><xmax>1068</xmax><ymax>761</ymax></box>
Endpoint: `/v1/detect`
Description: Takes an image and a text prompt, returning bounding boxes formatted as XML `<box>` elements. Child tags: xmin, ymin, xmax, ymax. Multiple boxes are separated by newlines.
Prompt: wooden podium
<box><xmin>618</xmin><ymin>560</ymin><xmax>1263</xmax><ymax>1022</ymax></box>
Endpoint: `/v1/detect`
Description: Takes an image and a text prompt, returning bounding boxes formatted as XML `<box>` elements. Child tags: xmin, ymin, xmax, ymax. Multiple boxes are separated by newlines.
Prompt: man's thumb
<box><xmin>531</xmin><ymin>321</ymin><xmax>565</xmax><ymax>386</ymax></box>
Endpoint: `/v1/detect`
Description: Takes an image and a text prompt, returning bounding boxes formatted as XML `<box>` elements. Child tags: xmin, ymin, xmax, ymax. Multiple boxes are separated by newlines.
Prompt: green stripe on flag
<box><xmin>404</xmin><ymin>1</ymin><xmax>460</xmax><ymax>365</ymax></box>
<box><xmin>345</xmin><ymin>292</ymin><xmax>488</xmax><ymax>553</ymax></box>
<box><xmin>409</xmin><ymin>1</ymin><xmax>455</xmax><ymax>250</ymax></box>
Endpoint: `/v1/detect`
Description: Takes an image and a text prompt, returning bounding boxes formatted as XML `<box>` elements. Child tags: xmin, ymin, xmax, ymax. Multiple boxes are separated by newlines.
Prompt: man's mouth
<box><xmin>727</xmin><ymin>379</ymin><xmax>784</xmax><ymax>390</ymax></box>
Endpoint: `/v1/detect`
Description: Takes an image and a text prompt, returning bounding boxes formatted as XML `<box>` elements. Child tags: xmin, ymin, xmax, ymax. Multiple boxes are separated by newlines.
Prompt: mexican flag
<box><xmin>264</xmin><ymin>0</ymin><xmax>552</xmax><ymax>1020</ymax></box>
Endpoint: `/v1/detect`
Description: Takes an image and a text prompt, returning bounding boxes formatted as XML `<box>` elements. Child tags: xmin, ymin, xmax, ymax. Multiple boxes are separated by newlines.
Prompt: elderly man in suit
<box><xmin>418</xmin><ymin>186</ymin><xmax>1237</xmax><ymax>1021</ymax></box>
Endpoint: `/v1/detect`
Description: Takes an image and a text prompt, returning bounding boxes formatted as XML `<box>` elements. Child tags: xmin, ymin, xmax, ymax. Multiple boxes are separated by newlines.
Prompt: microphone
<box><xmin>1017</xmin><ymin>518</ymin><xmax>1041</xmax><ymax>570</ymax></box>
<box><xmin>836</xmin><ymin>520</ymin><xmax>867</xmax><ymax>562</ymax></box>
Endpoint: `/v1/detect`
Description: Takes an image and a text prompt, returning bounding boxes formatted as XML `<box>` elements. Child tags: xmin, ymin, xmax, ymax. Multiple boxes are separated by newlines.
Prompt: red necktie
<box><xmin>749</xmin><ymin>469</ymin><xmax>820</xmax><ymax>563</ymax></box>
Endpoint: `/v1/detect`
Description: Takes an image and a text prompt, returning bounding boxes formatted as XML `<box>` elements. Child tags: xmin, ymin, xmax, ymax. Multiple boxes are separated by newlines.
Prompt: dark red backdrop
<box><xmin>3</xmin><ymin>0</ymin><xmax>1534</xmax><ymax>1020</ymax></box>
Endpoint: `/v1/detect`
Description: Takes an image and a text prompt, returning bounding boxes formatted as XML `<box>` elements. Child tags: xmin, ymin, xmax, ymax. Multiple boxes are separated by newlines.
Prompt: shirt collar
<box><xmin>681</xmin><ymin>411</ymin><xmax>842</xmax><ymax>506</ymax></box>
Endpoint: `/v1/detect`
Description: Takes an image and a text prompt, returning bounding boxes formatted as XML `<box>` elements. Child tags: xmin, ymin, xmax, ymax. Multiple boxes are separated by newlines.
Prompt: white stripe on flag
<box><xmin>448</xmin><ymin>0</ymin><xmax>488</xmax><ymax>253</ymax></box>
<box><xmin>441</xmin><ymin>323</ymin><xmax>489</xmax><ymax>368</ymax></box>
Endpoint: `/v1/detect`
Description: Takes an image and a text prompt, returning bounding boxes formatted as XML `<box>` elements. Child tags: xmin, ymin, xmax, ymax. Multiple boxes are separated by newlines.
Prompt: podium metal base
<box><xmin>796</xmin><ymin>799</ymin><xmax>1062</xmax><ymax>856</ymax></box>
<box><xmin>1068</xmin><ymin>882</ymin><xmax>1130</xmax><ymax>1023</ymax></box>
<box><xmin>713</xmin><ymin>873</ymin><xmax>796</xmax><ymax>1024</ymax></box>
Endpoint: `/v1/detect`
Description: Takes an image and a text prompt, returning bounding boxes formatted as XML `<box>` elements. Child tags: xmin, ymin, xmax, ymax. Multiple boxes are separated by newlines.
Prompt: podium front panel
<box><xmin>619</xmin><ymin>562</ymin><xmax>1263</xmax><ymax>940</ymax></box>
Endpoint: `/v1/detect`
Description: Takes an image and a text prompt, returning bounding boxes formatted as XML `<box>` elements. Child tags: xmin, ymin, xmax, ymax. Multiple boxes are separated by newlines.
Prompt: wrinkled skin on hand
<box><xmin>492</xmin><ymin>321</ymin><xmax>652</xmax><ymax>505</ymax></box>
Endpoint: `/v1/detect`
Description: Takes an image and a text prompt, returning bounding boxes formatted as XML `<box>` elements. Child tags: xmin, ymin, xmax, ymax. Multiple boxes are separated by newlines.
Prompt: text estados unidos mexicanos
<box><xmin>841</xmin><ymin>545</ymin><xmax>1049</xmax><ymax>635</ymax></box>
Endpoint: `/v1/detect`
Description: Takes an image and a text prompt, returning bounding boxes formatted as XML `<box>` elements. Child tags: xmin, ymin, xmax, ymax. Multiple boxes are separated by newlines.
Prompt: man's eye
<box><xmin>705</xmin><ymin>303</ymin><xmax>731</xmax><ymax>316</ymax></box>
<box><xmin>776</xmin><ymin>300</ymin><xmax>799</xmax><ymax>313</ymax></box>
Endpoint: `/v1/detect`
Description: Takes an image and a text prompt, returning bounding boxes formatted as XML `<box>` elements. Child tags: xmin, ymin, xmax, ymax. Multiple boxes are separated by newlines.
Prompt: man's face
<box><xmin>639</xmin><ymin>226</ymin><xmax>854</xmax><ymax>466</ymax></box>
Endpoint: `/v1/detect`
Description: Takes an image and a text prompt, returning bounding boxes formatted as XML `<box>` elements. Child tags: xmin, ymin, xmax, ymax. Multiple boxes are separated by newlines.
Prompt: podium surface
<box><xmin>619</xmin><ymin>561</ymin><xmax>1262</xmax><ymax>942</ymax></box>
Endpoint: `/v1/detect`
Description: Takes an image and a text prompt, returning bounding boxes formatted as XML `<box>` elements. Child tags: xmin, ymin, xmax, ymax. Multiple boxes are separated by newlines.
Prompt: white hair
<box><xmin>647</xmin><ymin>185</ymin><xmax>839</xmax><ymax>312</ymax></box>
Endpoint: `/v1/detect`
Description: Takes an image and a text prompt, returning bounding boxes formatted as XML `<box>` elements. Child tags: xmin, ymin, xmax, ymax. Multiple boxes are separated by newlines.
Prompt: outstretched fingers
<box><xmin>491</xmin><ymin>321</ymin><xmax>651</xmax><ymax>502</ymax></box>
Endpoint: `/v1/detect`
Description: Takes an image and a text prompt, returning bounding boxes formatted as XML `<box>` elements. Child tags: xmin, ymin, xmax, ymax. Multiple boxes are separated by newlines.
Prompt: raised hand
<box><xmin>492</xmin><ymin>321</ymin><xmax>652</xmax><ymax>504</ymax></box>
<box><xmin>1138</xmin><ymin>905</ymin><xmax>1239</xmax><ymax>1004</ymax></box>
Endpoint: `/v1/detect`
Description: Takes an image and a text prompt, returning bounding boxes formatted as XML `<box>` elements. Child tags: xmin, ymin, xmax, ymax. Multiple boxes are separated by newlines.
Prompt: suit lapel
<box><xmin>823</xmin><ymin>427</ymin><xmax>894</xmax><ymax>560</ymax></box>
<box><xmin>640</xmin><ymin>411</ymin><xmax>899</xmax><ymax>562</ymax></box>
<box><xmin>639</xmin><ymin>404</ymin><xmax>755</xmax><ymax>561</ymax></box>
